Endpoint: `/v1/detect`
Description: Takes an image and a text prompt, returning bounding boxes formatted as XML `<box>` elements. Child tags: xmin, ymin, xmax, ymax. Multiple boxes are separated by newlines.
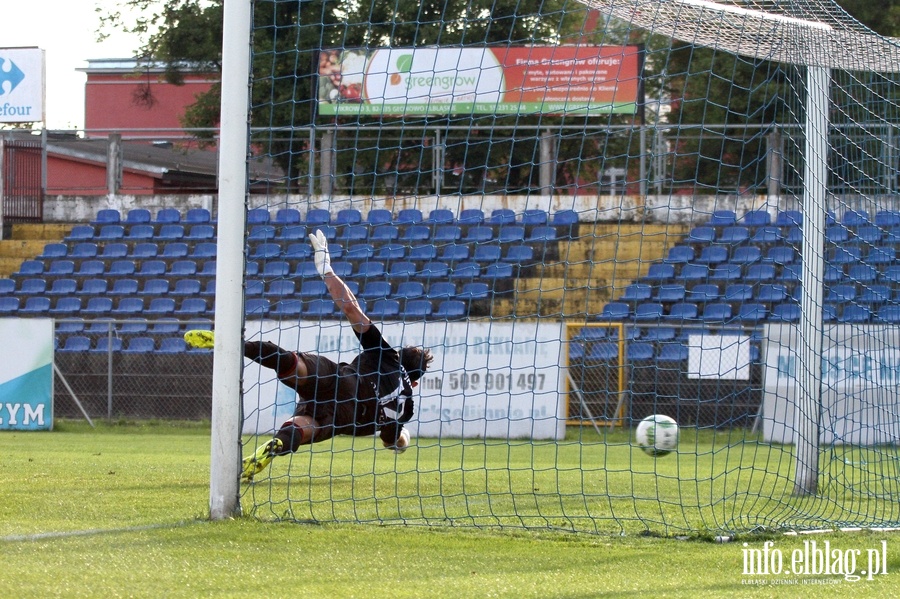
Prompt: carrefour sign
<box><xmin>0</xmin><ymin>47</ymin><xmax>45</xmax><ymax>123</ymax></box>
<box><xmin>318</xmin><ymin>46</ymin><xmax>643</xmax><ymax>116</ymax></box>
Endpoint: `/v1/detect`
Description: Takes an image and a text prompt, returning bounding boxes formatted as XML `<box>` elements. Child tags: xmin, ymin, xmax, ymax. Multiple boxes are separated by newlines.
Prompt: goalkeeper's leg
<box><xmin>242</xmin><ymin>415</ymin><xmax>319</xmax><ymax>481</ymax></box>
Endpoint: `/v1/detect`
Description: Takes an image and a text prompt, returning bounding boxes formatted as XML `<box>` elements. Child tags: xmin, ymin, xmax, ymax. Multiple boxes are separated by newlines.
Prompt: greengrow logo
<box><xmin>389</xmin><ymin>54</ymin><xmax>478</xmax><ymax>91</ymax></box>
<box><xmin>0</xmin><ymin>58</ymin><xmax>25</xmax><ymax>96</ymax></box>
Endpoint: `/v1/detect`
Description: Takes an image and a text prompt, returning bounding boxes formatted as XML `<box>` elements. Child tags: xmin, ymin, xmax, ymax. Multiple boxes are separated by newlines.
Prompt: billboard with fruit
<box><xmin>317</xmin><ymin>46</ymin><xmax>642</xmax><ymax>116</ymax></box>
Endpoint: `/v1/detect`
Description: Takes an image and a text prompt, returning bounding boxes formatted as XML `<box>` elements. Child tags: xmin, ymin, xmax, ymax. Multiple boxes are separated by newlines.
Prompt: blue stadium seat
<box><xmin>778</xmin><ymin>264</ymin><xmax>801</xmax><ymax>283</ymax></box>
<box><xmin>250</xmin><ymin>243</ymin><xmax>282</xmax><ymax>260</ymax></box>
<box><xmin>497</xmin><ymin>226</ymin><xmax>526</xmax><ymax>244</ymax></box>
<box><xmin>46</xmin><ymin>261</ymin><xmax>75</xmax><ymax>277</ymax></box>
<box><xmin>245</xmin><ymin>279</ymin><xmax>264</xmax><ymax>297</ymax></box>
<box><xmin>858</xmin><ymin>284</ymin><xmax>892</xmax><ymax>304</ymax></box>
<box><xmin>730</xmin><ymin>246</ymin><xmax>762</xmax><ymax>265</ymax></box>
<box><xmin>145</xmin><ymin>298</ymin><xmax>176</xmax><ymax>316</ymax></box>
<box><xmin>65</xmin><ymin>225</ymin><xmax>96</xmax><ymax>242</ymax></box>
<box><xmin>826</xmin><ymin>284</ymin><xmax>856</xmax><ymax>303</ymax></box>
<box><xmin>825</xmin><ymin>225</ymin><xmax>851</xmax><ymax>245</ymax></box>
<box><xmin>424</xmin><ymin>282</ymin><xmax>454</xmax><ymax>300</ymax></box>
<box><xmin>696</xmin><ymin>245</ymin><xmax>728</xmax><ymax>264</ymax></box>
<box><xmin>147</xmin><ymin>318</ymin><xmax>181</xmax><ymax>335</ymax></box>
<box><xmin>187</xmin><ymin>243</ymin><xmax>216</xmax><ymax>260</ymax></box>
<box><xmin>135</xmin><ymin>260</ymin><xmax>167</xmax><ymax>278</ymax></box>
<box><xmin>440</xmin><ymin>244</ymin><xmax>470</xmax><ymax>262</ymax></box>
<box><xmin>489</xmin><ymin>208</ymin><xmax>516</xmax><ymax>225</ymax></box>
<box><xmin>657</xmin><ymin>343</ymin><xmax>688</xmax><ymax>363</ymax></box>
<box><xmin>352</xmin><ymin>261</ymin><xmax>387</xmax><ymax>279</ymax></box>
<box><xmin>654</xmin><ymin>284</ymin><xmax>686</xmax><ymax>303</ymax></box>
<box><xmin>643</xmin><ymin>263</ymin><xmax>676</xmax><ymax>282</ymax></box>
<box><xmin>854</xmin><ymin>225</ymin><xmax>882</xmax><ymax>244</ymax></box>
<box><xmin>59</xmin><ymin>336</ymin><xmax>92</xmax><ymax>352</ymax></box>
<box><xmin>303</xmin><ymin>298</ymin><xmax>336</xmax><ymax>318</ymax></box>
<box><xmin>122</xmin><ymin>337</ymin><xmax>156</xmax><ymax>354</ymax></box>
<box><xmin>106</xmin><ymin>282</ymin><xmax>138</xmax><ymax>300</ymax></box>
<box><xmin>0</xmin><ymin>297</ymin><xmax>19</xmax><ymax>314</ymax></box>
<box><xmin>359</xmin><ymin>281</ymin><xmax>392</xmax><ymax>300</ymax></box>
<box><xmin>756</xmin><ymin>284</ymin><xmax>788</xmax><ymax>303</ymax></box>
<box><xmin>293</xmin><ymin>262</ymin><xmax>321</xmax><ymax>279</ymax></box>
<box><xmin>390</xmin><ymin>281</ymin><xmax>422</xmax><ymax>300</ymax></box>
<box><xmin>634</xmin><ymin>303</ymin><xmax>664</xmax><ymax>321</ymax></box>
<box><xmin>200</xmin><ymin>280</ymin><xmax>216</xmax><ymax>296</ymax></box>
<box><xmin>124</xmin><ymin>209</ymin><xmax>152</xmax><ymax>225</ymax></box>
<box><xmin>376</xmin><ymin>244</ymin><xmax>406</xmax><ymax>261</ymax></box>
<box><xmin>483</xmin><ymin>263</ymin><xmax>513</xmax><ymax>280</ymax></box>
<box><xmin>38</xmin><ymin>243</ymin><xmax>69</xmax><ymax>260</ymax></box>
<box><xmin>400</xmin><ymin>225</ymin><xmax>431</xmax><ymax>242</ymax></box>
<box><xmin>426</xmin><ymin>209</ymin><xmax>455</xmax><ymax>225</ymax></box>
<box><xmin>585</xmin><ymin>342</ymin><xmax>619</xmax><ymax>362</ymax></box>
<box><xmin>621</xmin><ymin>283</ymin><xmax>652</xmax><ymax>303</ymax></box>
<box><xmin>664</xmin><ymin>245</ymin><xmax>695</xmax><ymax>264</ymax></box>
<box><xmin>775</xmin><ymin>210</ymin><xmax>802</xmax><ymax>227</ymax></box>
<box><xmin>97</xmin><ymin>243</ymin><xmax>127</xmax><ymax>260</ymax></box>
<box><xmin>343</xmin><ymin>243</ymin><xmax>375</xmax><ymax>261</ymax></box>
<box><xmin>386</xmin><ymin>261</ymin><xmax>417</xmax><ymax>280</ymax></box>
<box><xmin>247</xmin><ymin>208</ymin><xmax>270</xmax><ymax>225</ymax></box>
<box><xmin>718</xmin><ymin>226</ymin><xmax>749</xmax><ymax>245</ymax></box>
<box><xmin>503</xmin><ymin>244</ymin><xmax>534</xmax><ymax>263</ymax></box>
<box><xmin>402</xmin><ymin>299</ymin><xmax>433</xmax><ymax>320</ymax></box>
<box><xmin>723</xmin><ymin>284</ymin><xmax>753</xmax><ymax>302</ymax></box>
<box><xmin>868</xmin><ymin>246</ymin><xmax>895</xmax><ymax>265</ymax></box>
<box><xmin>763</xmin><ymin>246</ymin><xmax>795</xmax><ymax>265</ymax></box>
<box><xmin>46</xmin><ymin>278</ymin><xmax>78</xmax><ymax>296</ymax></box>
<box><xmin>298</xmin><ymin>280</ymin><xmax>328</xmax><ymax>299</ymax></box>
<box><xmin>750</xmin><ymin>226</ymin><xmax>783</xmax><ymax>244</ymax></box>
<box><xmin>369</xmin><ymin>299</ymin><xmax>400</xmax><ymax>319</ymax></box>
<box><xmin>16</xmin><ymin>260</ymin><xmax>44</xmax><ymax>277</ymax></box>
<box><xmin>708</xmin><ymin>210</ymin><xmax>736</xmax><ymax>227</ymax></box>
<box><xmin>107</xmin><ymin>260</ymin><xmax>136</xmax><ymax>277</ymax></box>
<box><xmin>139</xmin><ymin>279</ymin><xmax>170</xmax><ymax>296</ymax></box>
<box><xmin>599</xmin><ymin>302</ymin><xmax>630</xmax><ymax>320</ymax></box>
<box><xmin>472</xmin><ymin>245</ymin><xmax>502</xmax><ymax>263</ymax></box>
<box><xmin>0</xmin><ymin>279</ymin><xmax>13</xmax><ymax>295</ymax></box>
<box><xmin>274</xmin><ymin>208</ymin><xmax>302</xmax><ymax>225</ymax></box>
<box><xmin>701</xmin><ymin>302</ymin><xmax>732</xmax><ymax>322</ymax></box>
<box><xmin>522</xmin><ymin>209</ymin><xmax>549</xmax><ymax>226</ymax></box>
<box><xmin>248</xmin><ymin>225</ymin><xmax>276</xmax><ymax>242</ymax></box>
<box><xmin>456</xmin><ymin>281</ymin><xmax>490</xmax><ymax>301</ymax></box>
<box><xmin>839</xmin><ymin>305</ymin><xmax>871</xmax><ymax>323</ymax></box>
<box><xmin>260</xmin><ymin>261</ymin><xmax>291</xmax><ymax>278</ymax></box>
<box><xmin>686</xmin><ymin>226</ymin><xmax>716</xmax><ymax>244</ymax></box>
<box><xmin>56</xmin><ymin>319</ymin><xmax>85</xmax><ymax>334</ymax></box>
<box><xmin>93</xmin><ymin>209</ymin><xmax>121</xmax><ymax>225</ymax></box>
<box><xmin>330</xmin><ymin>261</ymin><xmax>353</xmax><ymax>278</ymax></box>
<box><xmin>19</xmin><ymin>297</ymin><xmax>51</xmax><ymax>315</ymax></box>
<box><xmin>396</xmin><ymin>209</ymin><xmax>424</xmax><ymax>225</ymax></box>
<box><xmin>367</xmin><ymin>209</ymin><xmax>394</xmax><ymax>226</ymax></box>
<box><xmin>741</xmin><ymin>210</ymin><xmax>771</xmax><ymax>227</ymax></box>
<box><xmin>77</xmin><ymin>278</ymin><xmax>108</xmax><ymax>296</ymax></box>
<box><xmin>158</xmin><ymin>338</ymin><xmax>189</xmax><ymax>353</ymax></box>
<box><xmin>160</xmin><ymin>243</ymin><xmax>189</xmax><ymax>260</ymax></box>
<box><xmin>74</xmin><ymin>260</ymin><xmax>105</xmax><ymax>277</ymax></box>
<box><xmin>171</xmin><ymin>279</ymin><xmax>201</xmax><ymax>296</ymax></box>
<box><xmin>458</xmin><ymin>209</ymin><xmax>485</xmax><ymax>226</ymax></box>
<box><xmin>112</xmin><ymin>298</ymin><xmax>145</xmax><ymax>316</ymax></box>
<box><xmin>875</xmin><ymin>210</ymin><xmax>900</xmax><ymax>227</ymax></box>
<box><xmin>304</xmin><ymin>208</ymin><xmax>331</xmax><ymax>226</ymax></box>
<box><xmin>334</xmin><ymin>208</ymin><xmax>362</xmax><ymax>226</ymax></box>
<box><xmin>369</xmin><ymin>225</ymin><xmax>400</xmax><ymax>243</ymax></box>
<box><xmin>848</xmin><ymin>264</ymin><xmax>877</xmax><ymax>284</ymax></box>
<box><xmin>433</xmin><ymin>225</ymin><xmax>462</xmax><ymax>243</ymax></box>
<box><xmin>737</xmin><ymin>303</ymin><xmax>768</xmax><ymax>323</ymax></box>
<box><xmin>770</xmin><ymin>303</ymin><xmax>801</xmax><ymax>322</ymax></box>
<box><xmin>175</xmin><ymin>298</ymin><xmax>209</xmax><ymax>317</ymax></box>
<box><xmin>185</xmin><ymin>224</ymin><xmax>215</xmax><ymax>241</ymax></box>
<box><xmin>526</xmin><ymin>226</ymin><xmax>557</xmax><ymax>242</ymax></box>
<box><xmin>552</xmin><ymin>209</ymin><xmax>579</xmax><ymax>227</ymax></box>
<box><xmin>15</xmin><ymin>278</ymin><xmax>47</xmax><ymax>295</ymax></box>
<box><xmin>434</xmin><ymin>300</ymin><xmax>467</xmax><ymax>320</ymax></box>
<box><xmin>842</xmin><ymin>210</ymin><xmax>869</xmax><ymax>227</ymax></box>
<box><xmin>626</xmin><ymin>342</ymin><xmax>655</xmax><ymax>361</ymax></box>
<box><xmin>642</xmin><ymin>327</ymin><xmax>676</xmax><ymax>342</ymax></box>
<box><xmin>185</xmin><ymin>208</ymin><xmax>212</xmax><ymax>224</ymax></box>
<box><xmin>244</xmin><ymin>298</ymin><xmax>270</xmax><ymax>318</ymax></box>
<box><xmin>408</xmin><ymin>245</ymin><xmax>437</xmax><ymax>262</ymax></box>
<box><xmin>882</xmin><ymin>265</ymin><xmax>900</xmax><ymax>284</ymax></box>
<box><xmin>676</xmin><ymin>264</ymin><xmax>708</xmax><ymax>282</ymax></box>
<box><xmin>710</xmin><ymin>264</ymin><xmax>742</xmax><ymax>282</ymax></box>
<box><xmin>265</xmin><ymin>280</ymin><xmax>296</xmax><ymax>297</ymax></box>
<box><xmin>82</xmin><ymin>297</ymin><xmax>113</xmax><ymax>316</ymax></box>
<box><xmin>877</xmin><ymin>305</ymin><xmax>900</xmax><ymax>323</ymax></box>
<box><xmin>336</xmin><ymin>225</ymin><xmax>369</xmax><ymax>242</ymax></box>
<box><xmin>92</xmin><ymin>337</ymin><xmax>124</xmax><ymax>353</ymax></box>
<box><xmin>125</xmin><ymin>225</ymin><xmax>155</xmax><ymax>241</ymax></box>
<box><xmin>277</xmin><ymin>225</ymin><xmax>308</xmax><ymax>241</ymax></box>
<box><xmin>686</xmin><ymin>284</ymin><xmax>719</xmax><ymax>303</ymax></box>
<box><xmin>129</xmin><ymin>242</ymin><xmax>158</xmax><ymax>259</ymax></box>
<box><xmin>154</xmin><ymin>208</ymin><xmax>181</xmax><ymax>224</ymax></box>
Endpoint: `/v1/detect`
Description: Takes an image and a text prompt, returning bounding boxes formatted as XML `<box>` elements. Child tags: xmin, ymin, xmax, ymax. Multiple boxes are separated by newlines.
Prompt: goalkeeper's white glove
<box><xmin>309</xmin><ymin>229</ymin><xmax>333</xmax><ymax>277</ymax></box>
<box><xmin>384</xmin><ymin>428</ymin><xmax>410</xmax><ymax>454</ymax></box>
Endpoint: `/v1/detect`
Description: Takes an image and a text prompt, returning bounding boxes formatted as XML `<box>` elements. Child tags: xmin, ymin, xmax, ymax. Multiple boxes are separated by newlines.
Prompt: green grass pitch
<box><xmin>1</xmin><ymin>421</ymin><xmax>898</xmax><ymax>597</ymax></box>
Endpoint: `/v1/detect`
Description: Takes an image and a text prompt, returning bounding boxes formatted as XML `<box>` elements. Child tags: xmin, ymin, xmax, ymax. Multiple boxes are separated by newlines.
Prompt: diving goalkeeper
<box><xmin>185</xmin><ymin>229</ymin><xmax>433</xmax><ymax>481</ymax></box>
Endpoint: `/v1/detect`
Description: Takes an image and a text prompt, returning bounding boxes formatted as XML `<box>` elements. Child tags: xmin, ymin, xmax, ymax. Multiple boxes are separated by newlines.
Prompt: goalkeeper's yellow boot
<box><xmin>241</xmin><ymin>438</ymin><xmax>283</xmax><ymax>482</ymax></box>
<box><xmin>184</xmin><ymin>329</ymin><xmax>215</xmax><ymax>349</ymax></box>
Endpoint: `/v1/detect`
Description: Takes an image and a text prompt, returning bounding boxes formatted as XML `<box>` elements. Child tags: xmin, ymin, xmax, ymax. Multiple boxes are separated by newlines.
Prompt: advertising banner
<box><xmin>242</xmin><ymin>320</ymin><xmax>565</xmax><ymax>439</ymax></box>
<box><xmin>762</xmin><ymin>323</ymin><xmax>900</xmax><ymax>444</ymax></box>
<box><xmin>0</xmin><ymin>318</ymin><xmax>53</xmax><ymax>430</ymax></box>
<box><xmin>0</xmin><ymin>47</ymin><xmax>45</xmax><ymax>123</ymax></box>
<box><xmin>318</xmin><ymin>45</ymin><xmax>642</xmax><ymax>116</ymax></box>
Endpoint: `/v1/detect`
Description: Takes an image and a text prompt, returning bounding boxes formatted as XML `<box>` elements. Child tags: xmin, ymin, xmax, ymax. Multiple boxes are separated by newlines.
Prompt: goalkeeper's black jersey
<box><xmin>348</xmin><ymin>326</ymin><xmax>414</xmax><ymax>426</ymax></box>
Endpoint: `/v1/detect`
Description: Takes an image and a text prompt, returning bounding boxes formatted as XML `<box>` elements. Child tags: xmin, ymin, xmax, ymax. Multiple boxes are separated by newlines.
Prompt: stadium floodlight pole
<box><xmin>209</xmin><ymin>0</ymin><xmax>252</xmax><ymax>520</ymax></box>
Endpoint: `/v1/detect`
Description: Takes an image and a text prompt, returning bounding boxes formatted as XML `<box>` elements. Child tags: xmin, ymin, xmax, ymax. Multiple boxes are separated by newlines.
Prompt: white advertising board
<box><xmin>0</xmin><ymin>48</ymin><xmax>45</xmax><ymax>123</ymax></box>
<box><xmin>762</xmin><ymin>323</ymin><xmax>900</xmax><ymax>445</ymax></box>
<box><xmin>0</xmin><ymin>318</ymin><xmax>53</xmax><ymax>430</ymax></box>
<box><xmin>242</xmin><ymin>320</ymin><xmax>565</xmax><ymax>439</ymax></box>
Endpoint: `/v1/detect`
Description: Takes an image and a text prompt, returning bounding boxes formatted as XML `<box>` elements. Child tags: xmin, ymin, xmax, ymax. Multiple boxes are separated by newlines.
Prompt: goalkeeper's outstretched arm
<box><xmin>309</xmin><ymin>228</ymin><xmax>371</xmax><ymax>333</ymax></box>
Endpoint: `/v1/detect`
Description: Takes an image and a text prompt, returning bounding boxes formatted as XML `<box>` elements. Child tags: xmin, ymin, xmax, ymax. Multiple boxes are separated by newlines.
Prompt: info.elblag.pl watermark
<box><xmin>741</xmin><ymin>540</ymin><xmax>889</xmax><ymax>584</ymax></box>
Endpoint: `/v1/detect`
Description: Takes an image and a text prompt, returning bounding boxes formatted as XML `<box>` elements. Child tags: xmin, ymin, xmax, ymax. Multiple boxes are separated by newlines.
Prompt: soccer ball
<box><xmin>634</xmin><ymin>414</ymin><xmax>679</xmax><ymax>457</ymax></box>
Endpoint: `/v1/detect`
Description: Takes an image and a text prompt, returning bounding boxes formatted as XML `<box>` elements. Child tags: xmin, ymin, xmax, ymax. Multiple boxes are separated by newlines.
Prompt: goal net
<box><xmin>211</xmin><ymin>0</ymin><xmax>900</xmax><ymax>535</ymax></box>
